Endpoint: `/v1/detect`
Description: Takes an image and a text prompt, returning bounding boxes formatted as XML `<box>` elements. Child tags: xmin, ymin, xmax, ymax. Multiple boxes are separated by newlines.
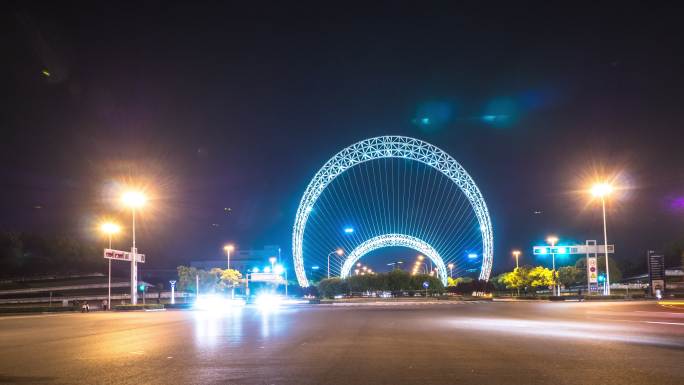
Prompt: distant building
<box><xmin>191</xmin><ymin>245</ymin><xmax>281</xmax><ymax>273</ymax></box>
<box><xmin>621</xmin><ymin>267</ymin><xmax>684</xmax><ymax>291</ymax></box>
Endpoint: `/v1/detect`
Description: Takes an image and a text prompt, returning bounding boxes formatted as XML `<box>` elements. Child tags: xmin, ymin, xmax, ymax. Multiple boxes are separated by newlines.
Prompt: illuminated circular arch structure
<box><xmin>292</xmin><ymin>135</ymin><xmax>493</xmax><ymax>287</ymax></box>
<box><xmin>340</xmin><ymin>234</ymin><xmax>448</xmax><ymax>286</ymax></box>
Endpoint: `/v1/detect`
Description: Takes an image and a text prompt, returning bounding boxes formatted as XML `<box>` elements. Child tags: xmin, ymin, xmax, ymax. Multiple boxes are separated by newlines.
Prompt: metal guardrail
<box><xmin>0</xmin><ymin>291</ymin><xmax>191</xmax><ymax>305</ymax></box>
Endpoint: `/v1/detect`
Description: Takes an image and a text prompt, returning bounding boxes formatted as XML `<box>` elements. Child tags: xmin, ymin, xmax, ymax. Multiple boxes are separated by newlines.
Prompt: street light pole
<box><xmin>108</xmin><ymin>233</ymin><xmax>112</xmax><ymax>310</ymax></box>
<box><xmin>130</xmin><ymin>207</ymin><xmax>137</xmax><ymax>305</ymax></box>
<box><xmin>100</xmin><ymin>222</ymin><xmax>120</xmax><ymax>310</ymax></box>
<box><xmin>547</xmin><ymin>237</ymin><xmax>559</xmax><ymax>296</ymax></box>
<box><xmin>591</xmin><ymin>183</ymin><xmax>614</xmax><ymax>296</ymax></box>
<box><xmin>224</xmin><ymin>244</ymin><xmax>234</xmax><ymax>270</ymax></box>
<box><xmin>122</xmin><ymin>190</ymin><xmax>146</xmax><ymax>305</ymax></box>
<box><xmin>601</xmin><ymin>196</ymin><xmax>611</xmax><ymax>295</ymax></box>
<box><xmin>226</xmin><ymin>247</ymin><xmax>231</xmax><ymax>269</ymax></box>
<box><xmin>512</xmin><ymin>250</ymin><xmax>521</xmax><ymax>297</ymax></box>
<box><xmin>327</xmin><ymin>249</ymin><xmax>343</xmax><ymax>279</ymax></box>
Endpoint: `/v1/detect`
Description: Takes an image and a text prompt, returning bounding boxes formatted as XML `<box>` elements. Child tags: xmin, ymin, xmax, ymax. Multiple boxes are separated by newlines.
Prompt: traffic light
<box><xmin>597</xmin><ymin>274</ymin><xmax>605</xmax><ymax>283</ymax></box>
<box><xmin>139</xmin><ymin>284</ymin><xmax>146</xmax><ymax>291</ymax></box>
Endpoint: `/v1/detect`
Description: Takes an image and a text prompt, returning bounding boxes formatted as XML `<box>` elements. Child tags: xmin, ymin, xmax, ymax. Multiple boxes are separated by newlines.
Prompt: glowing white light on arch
<box><xmin>292</xmin><ymin>135</ymin><xmax>494</xmax><ymax>287</ymax></box>
<box><xmin>340</xmin><ymin>234</ymin><xmax>448</xmax><ymax>286</ymax></box>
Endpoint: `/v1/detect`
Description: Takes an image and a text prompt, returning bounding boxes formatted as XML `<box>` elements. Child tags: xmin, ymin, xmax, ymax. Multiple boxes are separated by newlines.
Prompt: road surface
<box><xmin>0</xmin><ymin>301</ymin><xmax>682</xmax><ymax>384</ymax></box>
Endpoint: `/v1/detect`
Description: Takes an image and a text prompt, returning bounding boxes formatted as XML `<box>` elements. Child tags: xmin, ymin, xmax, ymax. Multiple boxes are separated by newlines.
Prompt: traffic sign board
<box><xmin>587</xmin><ymin>257</ymin><xmax>598</xmax><ymax>284</ymax></box>
<box><xmin>104</xmin><ymin>249</ymin><xmax>145</xmax><ymax>263</ymax></box>
<box><xmin>422</xmin><ymin>281</ymin><xmax>429</xmax><ymax>288</ymax></box>
<box><xmin>249</xmin><ymin>272</ymin><xmax>284</xmax><ymax>283</ymax></box>
<box><xmin>533</xmin><ymin>244</ymin><xmax>614</xmax><ymax>255</ymax></box>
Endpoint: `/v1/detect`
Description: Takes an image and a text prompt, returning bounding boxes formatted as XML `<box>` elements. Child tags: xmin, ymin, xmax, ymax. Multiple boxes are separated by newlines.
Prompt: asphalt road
<box><xmin>0</xmin><ymin>300</ymin><xmax>682</xmax><ymax>385</ymax></box>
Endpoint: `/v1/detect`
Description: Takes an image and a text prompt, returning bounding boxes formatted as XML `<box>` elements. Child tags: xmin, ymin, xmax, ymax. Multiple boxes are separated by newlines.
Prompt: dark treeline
<box><xmin>317</xmin><ymin>270</ymin><xmax>445</xmax><ymax>298</ymax></box>
<box><xmin>0</xmin><ymin>232</ymin><xmax>102</xmax><ymax>278</ymax></box>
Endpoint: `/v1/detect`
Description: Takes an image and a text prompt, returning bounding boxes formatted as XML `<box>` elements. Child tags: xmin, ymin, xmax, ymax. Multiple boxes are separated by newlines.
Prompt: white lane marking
<box><xmin>590</xmin><ymin>317</ymin><xmax>684</xmax><ymax>327</ymax></box>
<box><xmin>635</xmin><ymin>311</ymin><xmax>684</xmax><ymax>317</ymax></box>
<box><xmin>645</xmin><ymin>321</ymin><xmax>684</xmax><ymax>326</ymax></box>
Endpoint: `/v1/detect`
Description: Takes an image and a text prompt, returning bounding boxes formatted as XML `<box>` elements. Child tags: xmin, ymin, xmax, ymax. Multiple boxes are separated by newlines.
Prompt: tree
<box><xmin>213</xmin><ymin>268</ymin><xmax>242</xmax><ymax>297</ymax></box>
<box><xmin>527</xmin><ymin>266</ymin><xmax>554</xmax><ymax>288</ymax></box>
<box><xmin>557</xmin><ymin>266</ymin><xmax>581</xmax><ymax>288</ymax></box>
<box><xmin>318</xmin><ymin>278</ymin><xmax>347</xmax><ymax>298</ymax></box>
<box><xmin>490</xmin><ymin>273</ymin><xmax>508</xmax><ymax>291</ymax></box>
<box><xmin>386</xmin><ymin>269</ymin><xmax>410</xmax><ymax>291</ymax></box>
<box><xmin>218</xmin><ymin>269</ymin><xmax>242</xmax><ymax>287</ymax></box>
<box><xmin>177</xmin><ymin>266</ymin><xmax>221</xmax><ymax>294</ymax></box>
<box><xmin>502</xmin><ymin>267</ymin><xmax>530</xmax><ymax>290</ymax></box>
<box><xmin>409</xmin><ymin>273</ymin><xmax>444</xmax><ymax>293</ymax></box>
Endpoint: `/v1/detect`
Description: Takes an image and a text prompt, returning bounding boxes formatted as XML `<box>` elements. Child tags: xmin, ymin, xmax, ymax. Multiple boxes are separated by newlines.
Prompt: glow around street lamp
<box><xmin>121</xmin><ymin>191</ymin><xmax>147</xmax><ymax>208</ymax></box>
<box><xmin>100</xmin><ymin>222</ymin><xmax>121</xmax><ymax>235</ymax></box>
<box><xmin>591</xmin><ymin>183</ymin><xmax>614</xmax><ymax>198</ymax></box>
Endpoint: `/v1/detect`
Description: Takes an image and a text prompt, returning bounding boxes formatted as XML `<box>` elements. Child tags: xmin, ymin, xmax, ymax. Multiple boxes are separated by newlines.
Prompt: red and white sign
<box><xmin>587</xmin><ymin>257</ymin><xmax>598</xmax><ymax>284</ymax></box>
<box><xmin>104</xmin><ymin>249</ymin><xmax>145</xmax><ymax>263</ymax></box>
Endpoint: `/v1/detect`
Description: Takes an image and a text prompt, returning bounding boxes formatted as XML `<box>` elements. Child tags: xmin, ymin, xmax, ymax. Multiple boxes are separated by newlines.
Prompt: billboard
<box><xmin>648</xmin><ymin>254</ymin><xmax>665</xmax><ymax>295</ymax></box>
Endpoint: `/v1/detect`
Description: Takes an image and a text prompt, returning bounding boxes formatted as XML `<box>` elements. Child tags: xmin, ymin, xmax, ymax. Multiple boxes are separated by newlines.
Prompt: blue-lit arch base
<box><xmin>292</xmin><ymin>135</ymin><xmax>494</xmax><ymax>287</ymax></box>
<box><xmin>340</xmin><ymin>234</ymin><xmax>448</xmax><ymax>286</ymax></box>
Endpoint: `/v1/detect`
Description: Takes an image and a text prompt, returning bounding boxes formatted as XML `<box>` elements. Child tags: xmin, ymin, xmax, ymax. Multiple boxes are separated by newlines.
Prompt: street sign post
<box><xmin>585</xmin><ymin>240</ymin><xmax>599</xmax><ymax>294</ymax></box>
<box><xmin>104</xmin><ymin>248</ymin><xmax>145</xmax><ymax>305</ymax></box>
<box><xmin>169</xmin><ymin>280</ymin><xmax>176</xmax><ymax>305</ymax></box>
<box><xmin>587</xmin><ymin>258</ymin><xmax>598</xmax><ymax>283</ymax></box>
<box><xmin>648</xmin><ymin>252</ymin><xmax>666</xmax><ymax>296</ymax></box>
<box><xmin>104</xmin><ymin>249</ymin><xmax>145</xmax><ymax>263</ymax></box>
<box><xmin>533</xmin><ymin>241</ymin><xmax>615</xmax><ymax>295</ymax></box>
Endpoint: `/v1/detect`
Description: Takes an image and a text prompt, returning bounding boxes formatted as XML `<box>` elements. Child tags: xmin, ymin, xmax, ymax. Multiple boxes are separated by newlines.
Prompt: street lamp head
<box><xmin>512</xmin><ymin>250</ymin><xmax>521</xmax><ymax>257</ymax></box>
<box><xmin>591</xmin><ymin>183</ymin><xmax>613</xmax><ymax>198</ymax></box>
<box><xmin>546</xmin><ymin>236</ymin><xmax>558</xmax><ymax>245</ymax></box>
<box><xmin>224</xmin><ymin>244</ymin><xmax>234</xmax><ymax>252</ymax></box>
<box><xmin>274</xmin><ymin>264</ymin><xmax>285</xmax><ymax>275</ymax></box>
<box><xmin>418</xmin><ymin>255</ymin><xmax>425</xmax><ymax>261</ymax></box>
<box><xmin>269</xmin><ymin>257</ymin><xmax>277</xmax><ymax>264</ymax></box>
<box><xmin>448</xmin><ymin>263</ymin><xmax>454</xmax><ymax>269</ymax></box>
<box><xmin>121</xmin><ymin>191</ymin><xmax>146</xmax><ymax>208</ymax></box>
<box><xmin>336</xmin><ymin>248</ymin><xmax>344</xmax><ymax>256</ymax></box>
<box><xmin>100</xmin><ymin>222</ymin><xmax>121</xmax><ymax>235</ymax></box>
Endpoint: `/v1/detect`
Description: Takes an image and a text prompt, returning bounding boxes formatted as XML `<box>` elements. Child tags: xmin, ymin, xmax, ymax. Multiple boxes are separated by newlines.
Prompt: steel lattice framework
<box><xmin>340</xmin><ymin>234</ymin><xmax>448</xmax><ymax>286</ymax></box>
<box><xmin>292</xmin><ymin>135</ymin><xmax>494</xmax><ymax>287</ymax></box>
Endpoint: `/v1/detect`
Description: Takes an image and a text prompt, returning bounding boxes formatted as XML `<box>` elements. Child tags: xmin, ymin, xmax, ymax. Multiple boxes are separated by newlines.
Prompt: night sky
<box><xmin>2</xmin><ymin>2</ymin><xmax>683</xmax><ymax>275</ymax></box>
